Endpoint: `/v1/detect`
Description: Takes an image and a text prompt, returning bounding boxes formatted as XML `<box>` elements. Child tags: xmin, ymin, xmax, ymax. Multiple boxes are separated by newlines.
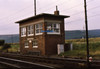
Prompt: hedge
<box><xmin>0</xmin><ymin>40</ymin><xmax>5</xmax><ymax>46</ymax></box>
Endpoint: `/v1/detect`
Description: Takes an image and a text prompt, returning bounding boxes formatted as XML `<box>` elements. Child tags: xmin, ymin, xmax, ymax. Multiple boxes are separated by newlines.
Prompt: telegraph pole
<box><xmin>84</xmin><ymin>0</ymin><xmax>90</xmax><ymax>68</ymax></box>
<box><xmin>34</xmin><ymin>0</ymin><xmax>36</xmax><ymax>16</ymax></box>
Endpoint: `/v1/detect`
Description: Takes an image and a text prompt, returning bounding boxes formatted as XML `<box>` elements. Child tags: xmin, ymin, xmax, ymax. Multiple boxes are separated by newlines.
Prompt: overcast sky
<box><xmin>0</xmin><ymin>0</ymin><xmax>100</xmax><ymax>35</ymax></box>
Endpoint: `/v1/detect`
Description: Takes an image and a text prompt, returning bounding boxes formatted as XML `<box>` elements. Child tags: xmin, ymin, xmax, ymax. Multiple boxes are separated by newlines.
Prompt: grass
<box><xmin>0</xmin><ymin>43</ymin><xmax>20</xmax><ymax>53</ymax></box>
<box><xmin>1</xmin><ymin>37</ymin><xmax>100</xmax><ymax>59</ymax></box>
<box><xmin>62</xmin><ymin>37</ymin><xmax>100</xmax><ymax>59</ymax></box>
<box><xmin>8</xmin><ymin>43</ymin><xmax>20</xmax><ymax>52</ymax></box>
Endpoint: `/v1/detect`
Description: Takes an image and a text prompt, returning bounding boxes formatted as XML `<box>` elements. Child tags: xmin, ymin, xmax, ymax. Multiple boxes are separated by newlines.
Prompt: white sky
<box><xmin>0</xmin><ymin>0</ymin><xmax>100</xmax><ymax>35</ymax></box>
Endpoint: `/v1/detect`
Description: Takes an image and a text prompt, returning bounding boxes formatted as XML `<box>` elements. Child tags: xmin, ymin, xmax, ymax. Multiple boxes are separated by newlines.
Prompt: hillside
<box><xmin>0</xmin><ymin>34</ymin><xmax>19</xmax><ymax>43</ymax></box>
<box><xmin>0</xmin><ymin>29</ymin><xmax>100</xmax><ymax>43</ymax></box>
<box><xmin>65</xmin><ymin>29</ymin><xmax>100</xmax><ymax>39</ymax></box>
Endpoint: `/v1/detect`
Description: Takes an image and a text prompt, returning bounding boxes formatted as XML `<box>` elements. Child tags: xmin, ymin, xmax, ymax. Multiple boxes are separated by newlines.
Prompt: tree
<box><xmin>2</xmin><ymin>44</ymin><xmax>11</xmax><ymax>52</ymax></box>
<box><xmin>0</xmin><ymin>40</ymin><xmax>5</xmax><ymax>46</ymax></box>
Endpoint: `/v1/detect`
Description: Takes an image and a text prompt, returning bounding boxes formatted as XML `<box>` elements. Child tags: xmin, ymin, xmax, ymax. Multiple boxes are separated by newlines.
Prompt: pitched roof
<box><xmin>15</xmin><ymin>13</ymin><xmax>70</xmax><ymax>23</ymax></box>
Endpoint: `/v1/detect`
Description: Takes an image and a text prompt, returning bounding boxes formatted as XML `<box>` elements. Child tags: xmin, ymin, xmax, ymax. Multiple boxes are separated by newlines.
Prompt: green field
<box><xmin>8</xmin><ymin>43</ymin><xmax>20</xmax><ymax>52</ymax></box>
<box><xmin>1</xmin><ymin>37</ymin><xmax>100</xmax><ymax>59</ymax></box>
<box><xmin>61</xmin><ymin>37</ymin><xmax>100</xmax><ymax>59</ymax></box>
<box><xmin>0</xmin><ymin>43</ymin><xmax>20</xmax><ymax>53</ymax></box>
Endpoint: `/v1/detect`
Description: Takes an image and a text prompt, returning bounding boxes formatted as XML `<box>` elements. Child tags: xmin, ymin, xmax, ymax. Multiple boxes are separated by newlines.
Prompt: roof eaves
<box><xmin>15</xmin><ymin>13</ymin><xmax>70</xmax><ymax>23</ymax></box>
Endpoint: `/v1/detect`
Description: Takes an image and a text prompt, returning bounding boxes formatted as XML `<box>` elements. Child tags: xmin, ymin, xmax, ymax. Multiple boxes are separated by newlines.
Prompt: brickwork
<box><xmin>16</xmin><ymin>13</ymin><xmax>69</xmax><ymax>55</ymax></box>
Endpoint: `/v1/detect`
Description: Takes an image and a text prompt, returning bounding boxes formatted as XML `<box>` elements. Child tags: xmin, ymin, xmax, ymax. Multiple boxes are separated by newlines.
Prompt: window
<box><xmin>21</xmin><ymin>27</ymin><xmax>26</xmax><ymax>37</ymax></box>
<box><xmin>32</xmin><ymin>40</ymin><xmax>38</xmax><ymax>48</ymax></box>
<box><xmin>35</xmin><ymin>23</ymin><xmax>43</xmax><ymax>35</ymax></box>
<box><xmin>27</xmin><ymin>25</ymin><xmax>34</xmax><ymax>36</ymax></box>
<box><xmin>24</xmin><ymin>41</ymin><xmax>29</xmax><ymax>48</ymax></box>
<box><xmin>47</xmin><ymin>23</ymin><xmax>60</xmax><ymax>34</ymax></box>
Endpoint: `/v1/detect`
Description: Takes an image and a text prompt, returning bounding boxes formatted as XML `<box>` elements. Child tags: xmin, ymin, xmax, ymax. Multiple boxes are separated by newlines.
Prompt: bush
<box><xmin>0</xmin><ymin>40</ymin><xmax>5</xmax><ymax>46</ymax></box>
<box><xmin>2</xmin><ymin>44</ymin><xmax>11</xmax><ymax>50</ymax></box>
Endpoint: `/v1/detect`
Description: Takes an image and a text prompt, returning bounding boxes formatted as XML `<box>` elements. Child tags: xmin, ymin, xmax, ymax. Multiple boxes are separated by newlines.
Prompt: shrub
<box><xmin>0</xmin><ymin>40</ymin><xmax>5</xmax><ymax>46</ymax></box>
<box><xmin>2</xmin><ymin>44</ymin><xmax>11</xmax><ymax>50</ymax></box>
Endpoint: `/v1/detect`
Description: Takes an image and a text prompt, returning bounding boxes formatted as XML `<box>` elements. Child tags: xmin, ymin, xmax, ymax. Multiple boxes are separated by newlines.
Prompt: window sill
<box><xmin>33</xmin><ymin>46</ymin><xmax>38</xmax><ymax>48</ymax></box>
<box><xmin>21</xmin><ymin>35</ymin><xmax>26</xmax><ymax>37</ymax></box>
<box><xmin>47</xmin><ymin>32</ymin><xmax>60</xmax><ymax>35</ymax></box>
<box><xmin>35</xmin><ymin>33</ymin><xmax>43</xmax><ymax>35</ymax></box>
<box><xmin>28</xmin><ymin>34</ymin><xmax>34</xmax><ymax>36</ymax></box>
<box><xmin>25</xmin><ymin>46</ymin><xmax>29</xmax><ymax>48</ymax></box>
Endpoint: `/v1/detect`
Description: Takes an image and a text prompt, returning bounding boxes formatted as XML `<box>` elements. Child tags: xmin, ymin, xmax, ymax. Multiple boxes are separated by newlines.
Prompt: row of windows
<box><xmin>21</xmin><ymin>23</ymin><xmax>60</xmax><ymax>37</ymax></box>
<box><xmin>24</xmin><ymin>40</ymin><xmax>38</xmax><ymax>48</ymax></box>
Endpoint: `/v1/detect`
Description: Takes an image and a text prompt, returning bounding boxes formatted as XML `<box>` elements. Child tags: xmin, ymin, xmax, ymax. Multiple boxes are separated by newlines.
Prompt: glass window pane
<box><xmin>27</xmin><ymin>25</ymin><xmax>34</xmax><ymax>35</ymax></box>
<box><xmin>40</xmin><ymin>24</ymin><xmax>43</xmax><ymax>28</ymax></box>
<box><xmin>54</xmin><ymin>24</ymin><xmax>56</xmax><ymax>28</ymax></box>
<box><xmin>21</xmin><ymin>27</ymin><xmax>26</xmax><ymax>36</ymax></box>
<box><xmin>25</xmin><ymin>42</ymin><xmax>28</xmax><ymax>46</ymax></box>
<box><xmin>56</xmin><ymin>24</ymin><xmax>59</xmax><ymax>28</ymax></box>
<box><xmin>54</xmin><ymin>28</ymin><xmax>59</xmax><ymax>32</ymax></box>
<box><xmin>36</xmin><ymin>29</ymin><xmax>39</xmax><ymax>33</ymax></box>
<box><xmin>33</xmin><ymin>40</ymin><xmax>38</xmax><ymax>46</ymax></box>
<box><xmin>47</xmin><ymin>23</ymin><xmax>60</xmax><ymax>34</ymax></box>
<box><xmin>47</xmin><ymin>23</ymin><xmax>52</xmax><ymax>31</ymax></box>
<box><xmin>36</xmin><ymin>24</ymin><xmax>39</xmax><ymax>28</ymax></box>
<box><xmin>35</xmin><ymin>23</ymin><xmax>43</xmax><ymax>34</ymax></box>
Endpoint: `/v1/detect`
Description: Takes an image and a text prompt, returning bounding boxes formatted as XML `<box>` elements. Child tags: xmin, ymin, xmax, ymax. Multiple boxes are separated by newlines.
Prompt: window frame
<box><xmin>24</xmin><ymin>41</ymin><xmax>29</xmax><ymax>48</ymax></box>
<box><xmin>32</xmin><ymin>39</ymin><xmax>38</xmax><ymax>48</ymax></box>
<box><xmin>27</xmin><ymin>25</ymin><xmax>34</xmax><ymax>36</ymax></box>
<box><xmin>47</xmin><ymin>23</ymin><xmax>60</xmax><ymax>34</ymax></box>
<box><xmin>35</xmin><ymin>23</ymin><xmax>43</xmax><ymax>35</ymax></box>
<box><xmin>21</xmin><ymin>27</ymin><xmax>26</xmax><ymax>37</ymax></box>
